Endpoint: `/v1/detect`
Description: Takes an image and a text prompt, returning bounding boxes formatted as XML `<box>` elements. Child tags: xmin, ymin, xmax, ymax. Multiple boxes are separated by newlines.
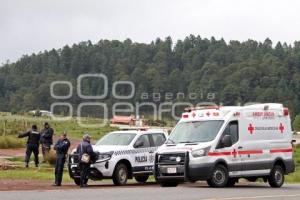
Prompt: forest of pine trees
<box><xmin>1</xmin><ymin>35</ymin><xmax>300</xmax><ymax>121</ymax></box>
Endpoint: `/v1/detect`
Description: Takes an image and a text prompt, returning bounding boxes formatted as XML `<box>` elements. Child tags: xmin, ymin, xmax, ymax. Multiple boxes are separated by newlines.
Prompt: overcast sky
<box><xmin>1</xmin><ymin>0</ymin><xmax>300</xmax><ymax>64</ymax></box>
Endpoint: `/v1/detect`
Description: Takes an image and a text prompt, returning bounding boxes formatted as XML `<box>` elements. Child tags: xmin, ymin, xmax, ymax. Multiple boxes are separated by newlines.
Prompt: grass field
<box><xmin>0</xmin><ymin>115</ymin><xmax>118</xmax><ymax>139</ymax></box>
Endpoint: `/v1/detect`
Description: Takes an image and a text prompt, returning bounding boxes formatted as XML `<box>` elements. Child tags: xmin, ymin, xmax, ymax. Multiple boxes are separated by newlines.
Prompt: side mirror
<box><xmin>134</xmin><ymin>140</ymin><xmax>144</xmax><ymax>148</ymax></box>
<box><xmin>221</xmin><ymin>135</ymin><xmax>232</xmax><ymax>148</ymax></box>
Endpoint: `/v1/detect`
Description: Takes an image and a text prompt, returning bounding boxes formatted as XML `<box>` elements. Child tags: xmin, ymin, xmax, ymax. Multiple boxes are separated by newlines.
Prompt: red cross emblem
<box><xmin>248</xmin><ymin>123</ymin><xmax>254</xmax><ymax>134</ymax></box>
<box><xmin>192</xmin><ymin>112</ymin><xmax>196</xmax><ymax>118</ymax></box>
<box><xmin>232</xmin><ymin>149</ymin><xmax>237</xmax><ymax>158</ymax></box>
<box><xmin>279</xmin><ymin>123</ymin><xmax>285</xmax><ymax>133</ymax></box>
<box><xmin>206</xmin><ymin>111</ymin><xmax>210</xmax><ymax>117</ymax></box>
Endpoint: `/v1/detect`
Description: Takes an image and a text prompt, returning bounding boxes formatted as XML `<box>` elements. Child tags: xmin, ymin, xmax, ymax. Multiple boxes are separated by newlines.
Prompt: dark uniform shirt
<box><xmin>54</xmin><ymin>138</ymin><xmax>70</xmax><ymax>155</ymax></box>
<box><xmin>40</xmin><ymin>127</ymin><xmax>54</xmax><ymax>146</ymax></box>
<box><xmin>18</xmin><ymin>130</ymin><xmax>40</xmax><ymax>145</ymax></box>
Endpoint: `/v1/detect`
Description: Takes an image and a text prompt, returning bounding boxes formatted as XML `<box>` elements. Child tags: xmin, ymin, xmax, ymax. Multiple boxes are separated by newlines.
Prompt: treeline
<box><xmin>0</xmin><ymin>35</ymin><xmax>300</xmax><ymax>120</ymax></box>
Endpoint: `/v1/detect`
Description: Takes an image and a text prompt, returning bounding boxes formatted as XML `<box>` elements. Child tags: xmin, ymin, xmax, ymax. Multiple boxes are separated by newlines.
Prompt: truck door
<box><xmin>133</xmin><ymin>134</ymin><xmax>152</xmax><ymax>173</ymax></box>
<box><xmin>149</xmin><ymin>133</ymin><xmax>167</xmax><ymax>170</ymax></box>
<box><xmin>216</xmin><ymin>121</ymin><xmax>242</xmax><ymax>176</ymax></box>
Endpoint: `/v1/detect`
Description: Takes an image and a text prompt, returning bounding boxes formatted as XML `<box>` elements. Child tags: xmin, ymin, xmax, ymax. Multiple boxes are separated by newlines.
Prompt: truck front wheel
<box><xmin>207</xmin><ymin>165</ymin><xmax>229</xmax><ymax>188</ymax></box>
<box><xmin>113</xmin><ymin>163</ymin><xmax>128</xmax><ymax>186</ymax></box>
<box><xmin>73</xmin><ymin>178</ymin><xmax>81</xmax><ymax>186</ymax></box>
<box><xmin>160</xmin><ymin>182</ymin><xmax>178</xmax><ymax>187</ymax></box>
<box><xmin>135</xmin><ymin>175</ymin><xmax>149</xmax><ymax>183</ymax></box>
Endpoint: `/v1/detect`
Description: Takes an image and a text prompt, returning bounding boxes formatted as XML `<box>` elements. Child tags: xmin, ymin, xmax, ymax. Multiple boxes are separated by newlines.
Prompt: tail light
<box><xmin>283</xmin><ymin>107</ymin><xmax>289</xmax><ymax>116</ymax></box>
<box><xmin>182</xmin><ymin>114</ymin><xmax>189</xmax><ymax>118</ymax></box>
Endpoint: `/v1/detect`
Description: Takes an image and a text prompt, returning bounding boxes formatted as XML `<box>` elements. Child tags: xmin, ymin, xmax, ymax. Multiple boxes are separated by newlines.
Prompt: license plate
<box><xmin>167</xmin><ymin>167</ymin><xmax>177</xmax><ymax>174</ymax></box>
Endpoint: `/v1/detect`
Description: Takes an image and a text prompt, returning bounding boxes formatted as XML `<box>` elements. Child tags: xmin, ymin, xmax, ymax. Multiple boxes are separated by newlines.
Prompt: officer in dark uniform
<box><xmin>40</xmin><ymin>122</ymin><xmax>54</xmax><ymax>162</ymax></box>
<box><xmin>53</xmin><ymin>131</ymin><xmax>71</xmax><ymax>186</ymax></box>
<box><xmin>18</xmin><ymin>125</ymin><xmax>40</xmax><ymax>168</ymax></box>
<box><xmin>76</xmin><ymin>133</ymin><xmax>96</xmax><ymax>188</ymax></box>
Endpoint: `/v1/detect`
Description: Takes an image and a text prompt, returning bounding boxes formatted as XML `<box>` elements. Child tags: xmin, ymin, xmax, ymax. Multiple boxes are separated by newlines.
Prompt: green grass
<box><xmin>0</xmin><ymin>115</ymin><xmax>118</xmax><ymax>140</ymax></box>
<box><xmin>0</xmin><ymin>136</ymin><xmax>26</xmax><ymax>149</ymax></box>
<box><xmin>0</xmin><ymin>168</ymin><xmax>72</xmax><ymax>182</ymax></box>
<box><xmin>286</xmin><ymin>144</ymin><xmax>300</xmax><ymax>183</ymax></box>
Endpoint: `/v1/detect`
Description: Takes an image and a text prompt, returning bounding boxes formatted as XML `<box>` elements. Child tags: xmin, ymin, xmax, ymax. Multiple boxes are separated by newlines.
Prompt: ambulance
<box><xmin>154</xmin><ymin>103</ymin><xmax>295</xmax><ymax>188</ymax></box>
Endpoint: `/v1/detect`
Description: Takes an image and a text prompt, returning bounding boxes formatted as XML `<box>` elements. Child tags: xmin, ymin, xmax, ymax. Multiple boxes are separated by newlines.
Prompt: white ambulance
<box><xmin>69</xmin><ymin>128</ymin><xmax>167</xmax><ymax>186</ymax></box>
<box><xmin>154</xmin><ymin>103</ymin><xmax>295</xmax><ymax>188</ymax></box>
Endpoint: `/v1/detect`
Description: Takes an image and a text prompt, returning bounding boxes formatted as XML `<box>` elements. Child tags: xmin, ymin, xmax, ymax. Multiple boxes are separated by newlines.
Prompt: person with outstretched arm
<box><xmin>18</xmin><ymin>125</ymin><xmax>40</xmax><ymax>168</ymax></box>
<box><xmin>53</xmin><ymin>131</ymin><xmax>71</xmax><ymax>186</ymax></box>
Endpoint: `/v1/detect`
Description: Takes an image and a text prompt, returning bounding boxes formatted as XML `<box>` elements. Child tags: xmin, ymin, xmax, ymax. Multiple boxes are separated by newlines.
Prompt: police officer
<box><xmin>18</xmin><ymin>125</ymin><xmax>40</xmax><ymax>168</ymax></box>
<box><xmin>76</xmin><ymin>133</ymin><xmax>95</xmax><ymax>188</ymax></box>
<box><xmin>40</xmin><ymin>122</ymin><xmax>54</xmax><ymax>162</ymax></box>
<box><xmin>53</xmin><ymin>131</ymin><xmax>71</xmax><ymax>186</ymax></box>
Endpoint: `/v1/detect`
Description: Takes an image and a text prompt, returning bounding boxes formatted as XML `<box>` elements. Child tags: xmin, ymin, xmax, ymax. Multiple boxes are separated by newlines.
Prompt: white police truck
<box><xmin>69</xmin><ymin>128</ymin><xmax>167</xmax><ymax>185</ymax></box>
<box><xmin>154</xmin><ymin>104</ymin><xmax>295</xmax><ymax>188</ymax></box>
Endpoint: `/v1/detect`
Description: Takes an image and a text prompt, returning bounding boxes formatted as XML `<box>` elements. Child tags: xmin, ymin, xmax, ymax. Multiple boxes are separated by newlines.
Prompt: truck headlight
<box><xmin>191</xmin><ymin>149</ymin><xmax>206</xmax><ymax>158</ymax></box>
<box><xmin>96</xmin><ymin>151</ymin><xmax>113</xmax><ymax>163</ymax></box>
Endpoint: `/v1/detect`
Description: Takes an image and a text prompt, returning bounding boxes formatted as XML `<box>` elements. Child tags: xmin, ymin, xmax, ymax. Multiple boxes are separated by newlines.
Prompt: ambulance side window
<box><xmin>217</xmin><ymin>121</ymin><xmax>239</xmax><ymax>148</ymax></box>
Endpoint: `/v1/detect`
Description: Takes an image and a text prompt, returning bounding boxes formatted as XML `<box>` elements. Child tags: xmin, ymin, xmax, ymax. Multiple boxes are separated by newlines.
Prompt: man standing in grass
<box><xmin>18</xmin><ymin>124</ymin><xmax>40</xmax><ymax>168</ymax></box>
<box><xmin>40</xmin><ymin>122</ymin><xmax>54</xmax><ymax>162</ymax></box>
<box><xmin>53</xmin><ymin>131</ymin><xmax>70</xmax><ymax>186</ymax></box>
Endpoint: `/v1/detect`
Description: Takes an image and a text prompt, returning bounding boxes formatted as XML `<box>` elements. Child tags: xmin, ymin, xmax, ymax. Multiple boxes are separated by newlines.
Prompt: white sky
<box><xmin>1</xmin><ymin>0</ymin><xmax>300</xmax><ymax>64</ymax></box>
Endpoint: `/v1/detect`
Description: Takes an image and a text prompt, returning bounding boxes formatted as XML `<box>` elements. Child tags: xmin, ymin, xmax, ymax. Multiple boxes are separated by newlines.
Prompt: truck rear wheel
<box><xmin>113</xmin><ymin>163</ymin><xmax>128</xmax><ymax>186</ymax></box>
<box><xmin>135</xmin><ymin>175</ymin><xmax>149</xmax><ymax>183</ymax></box>
<box><xmin>207</xmin><ymin>165</ymin><xmax>229</xmax><ymax>188</ymax></box>
<box><xmin>268</xmin><ymin>165</ymin><xmax>284</xmax><ymax>188</ymax></box>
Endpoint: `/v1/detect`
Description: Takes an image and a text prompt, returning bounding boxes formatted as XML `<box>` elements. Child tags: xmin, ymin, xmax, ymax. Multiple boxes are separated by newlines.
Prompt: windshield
<box><xmin>168</xmin><ymin>120</ymin><xmax>224</xmax><ymax>144</ymax></box>
<box><xmin>95</xmin><ymin>132</ymin><xmax>136</xmax><ymax>146</ymax></box>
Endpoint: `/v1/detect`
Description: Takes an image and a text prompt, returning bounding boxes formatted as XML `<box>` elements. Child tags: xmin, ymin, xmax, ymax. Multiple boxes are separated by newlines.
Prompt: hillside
<box><xmin>0</xmin><ymin>35</ymin><xmax>300</xmax><ymax>119</ymax></box>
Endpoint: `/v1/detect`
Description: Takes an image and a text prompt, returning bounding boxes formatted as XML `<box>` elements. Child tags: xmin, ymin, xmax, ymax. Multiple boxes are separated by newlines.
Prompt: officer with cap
<box><xmin>76</xmin><ymin>133</ymin><xmax>95</xmax><ymax>188</ymax></box>
<box><xmin>40</xmin><ymin>122</ymin><xmax>54</xmax><ymax>161</ymax></box>
<box><xmin>53</xmin><ymin>131</ymin><xmax>71</xmax><ymax>186</ymax></box>
<box><xmin>18</xmin><ymin>125</ymin><xmax>40</xmax><ymax>168</ymax></box>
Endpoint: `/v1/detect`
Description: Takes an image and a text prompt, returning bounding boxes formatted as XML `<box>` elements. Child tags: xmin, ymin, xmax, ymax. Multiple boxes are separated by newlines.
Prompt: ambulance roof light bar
<box><xmin>184</xmin><ymin>105</ymin><xmax>220</xmax><ymax>112</ymax></box>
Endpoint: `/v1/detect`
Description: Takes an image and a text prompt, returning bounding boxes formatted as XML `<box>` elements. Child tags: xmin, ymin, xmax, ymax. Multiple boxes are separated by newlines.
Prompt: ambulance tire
<box><xmin>268</xmin><ymin>165</ymin><xmax>284</xmax><ymax>188</ymax></box>
<box><xmin>226</xmin><ymin>178</ymin><xmax>237</xmax><ymax>187</ymax></box>
<box><xmin>160</xmin><ymin>182</ymin><xmax>178</xmax><ymax>187</ymax></box>
<box><xmin>73</xmin><ymin>178</ymin><xmax>81</xmax><ymax>186</ymax></box>
<box><xmin>135</xmin><ymin>175</ymin><xmax>149</xmax><ymax>183</ymax></box>
<box><xmin>207</xmin><ymin>164</ymin><xmax>229</xmax><ymax>188</ymax></box>
<box><xmin>113</xmin><ymin>163</ymin><xmax>128</xmax><ymax>186</ymax></box>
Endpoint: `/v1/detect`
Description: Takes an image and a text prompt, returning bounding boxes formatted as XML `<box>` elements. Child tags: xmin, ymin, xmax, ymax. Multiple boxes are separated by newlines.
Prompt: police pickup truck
<box><xmin>69</xmin><ymin>128</ymin><xmax>168</xmax><ymax>185</ymax></box>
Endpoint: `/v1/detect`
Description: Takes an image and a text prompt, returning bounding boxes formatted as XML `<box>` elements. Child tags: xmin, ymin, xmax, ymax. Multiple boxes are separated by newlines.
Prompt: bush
<box><xmin>44</xmin><ymin>150</ymin><xmax>57</xmax><ymax>166</ymax></box>
<box><xmin>0</xmin><ymin>136</ymin><xmax>26</xmax><ymax>149</ymax></box>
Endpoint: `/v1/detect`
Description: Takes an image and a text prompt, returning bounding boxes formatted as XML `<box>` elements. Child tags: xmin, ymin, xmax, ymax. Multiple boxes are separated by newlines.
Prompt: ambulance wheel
<box><xmin>73</xmin><ymin>178</ymin><xmax>81</xmax><ymax>186</ymax></box>
<box><xmin>160</xmin><ymin>182</ymin><xmax>178</xmax><ymax>187</ymax></box>
<box><xmin>135</xmin><ymin>175</ymin><xmax>149</xmax><ymax>183</ymax></box>
<box><xmin>268</xmin><ymin>165</ymin><xmax>284</xmax><ymax>188</ymax></box>
<box><xmin>113</xmin><ymin>163</ymin><xmax>128</xmax><ymax>186</ymax></box>
<box><xmin>226</xmin><ymin>178</ymin><xmax>237</xmax><ymax>187</ymax></box>
<box><xmin>207</xmin><ymin>165</ymin><xmax>229</xmax><ymax>188</ymax></box>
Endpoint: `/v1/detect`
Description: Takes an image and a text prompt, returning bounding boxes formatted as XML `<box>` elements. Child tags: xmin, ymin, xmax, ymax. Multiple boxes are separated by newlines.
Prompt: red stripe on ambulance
<box><xmin>270</xmin><ymin>148</ymin><xmax>293</xmax><ymax>153</ymax></box>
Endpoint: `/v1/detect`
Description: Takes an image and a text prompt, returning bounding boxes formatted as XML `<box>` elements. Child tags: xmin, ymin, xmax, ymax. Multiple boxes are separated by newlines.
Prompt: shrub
<box><xmin>0</xmin><ymin>136</ymin><xmax>26</xmax><ymax>149</ymax></box>
<box><xmin>44</xmin><ymin>150</ymin><xmax>57</xmax><ymax>166</ymax></box>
